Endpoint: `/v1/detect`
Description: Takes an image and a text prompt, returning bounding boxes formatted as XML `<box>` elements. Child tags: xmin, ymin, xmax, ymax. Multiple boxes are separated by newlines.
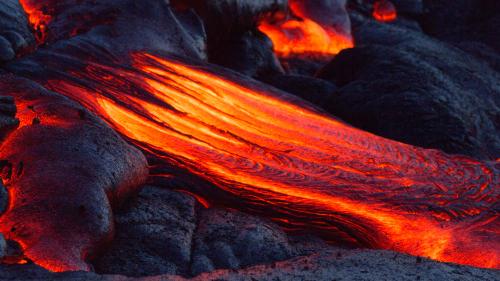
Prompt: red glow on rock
<box><xmin>19</xmin><ymin>0</ymin><xmax>52</xmax><ymax>44</ymax></box>
<box><xmin>258</xmin><ymin>2</ymin><xmax>353</xmax><ymax>57</ymax></box>
<box><xmin>373</xmin><ymin>0</ymin><xmax>397</xmax><ymax>22</ymax></box>
<box><xmin>41</xmin><ymin>53</ymin><xmax>499</xmax><ymax>270</ymax></box>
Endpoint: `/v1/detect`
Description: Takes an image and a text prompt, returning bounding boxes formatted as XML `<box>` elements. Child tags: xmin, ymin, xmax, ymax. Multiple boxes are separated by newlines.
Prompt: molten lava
<box><xmin>19</xmin><ymin>0</ymin><xmax>52</xmax><ymax>43</ymax></box>
<box><xmin>39</xmin><ymin>53</ymin><xmax>499</xmax><ymax>269</ymax></box>
<box><xmin>258</xmin><ymin>2</ymin><xmax>353</xmax><ymax>57</ymax></box>
<box><xmin>373</xmin><ymin>0</ymin><xmax>397</xmax><ymax>22</ymax></box>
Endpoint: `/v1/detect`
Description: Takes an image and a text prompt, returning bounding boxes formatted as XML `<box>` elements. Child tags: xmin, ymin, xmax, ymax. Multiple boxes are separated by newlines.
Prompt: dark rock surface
<box><xmin>317</xmin><ymin>21</ymin><xmax>500</xmax><ymax>159</ymax></box>
<box><xmin>0</xmin><ymin>75</ymin><xmax>149</xmax><ymax>271</ymax></box>
<box><xmin>93</xmin><ymin>186</ymin><xmax>198</xmax><ymax>277</ymax></box>
<box><xmin>421</xmin><ymin>0</ymin><xmax>500</xmax><ymax>52</ymax></box>
<box><xmin>0</xmin><ymin>95</ymin><xmax>19</xmax><ymax>141</ymax></box>
<box><xmin>0</xmin><ymin>181</ymin><xmax>7</xmax><ymax>215</ymax></box>
<box><xmin>93</xmin><ymin>186</ymin><xmax>298</xmax><ymax>277</ymax></box>
<box><xmin>0</xmin><ymin>0</ymin><xmax>35</xmax><ymax>62</ymax></box>
<box><xmin>209</xmin><ymin>31</ymin><xmax>284</xmax><ymax>78</ymax></box>
<box><xmin>13</xmin><ymin>0</ymin><xmax>207</xmax><ymax>63</ymax></box>
<box><xmin>0</xmin><ymin>234</ymin><xmax>5</xmax><ymax>259</ymax></box>
<box><xmin>191</xmin><ymin>208</ymin><xmax>293</xmax><ymax>275</ymax></box>
<box><xmin>392</xmin><ymin>0</ymin><xmax>423</xmax><ymax>15</ymax></box>
<box><xmin>1</xmin><ymin>249</ymin><xmax>499</xmax><ymax>281</ymax></box>
<box><xmin>263</xmin><ymin>74</ymin><xmax>337</xmax><ymax>105</ymax></box>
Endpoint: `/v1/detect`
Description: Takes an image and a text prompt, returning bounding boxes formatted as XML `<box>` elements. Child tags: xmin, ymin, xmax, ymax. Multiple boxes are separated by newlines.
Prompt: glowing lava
<box><xmin>19</xmin><ymin>0</ymin><xmax>52</xmax><ymax>43</ymax></box>
<box><xmin>42</xmin><ymin>53</ymin><xmax>499</xmax><ymax>269</ymax></box>
<box><xmin>258</xmin><ymin>2</ymin><xmax>353</xmax><ymax>57</ymax></box>
<box><xmin>373</xmin><ymin>0</ymin><xmax>397</xmax><ymax>23</ymax></box>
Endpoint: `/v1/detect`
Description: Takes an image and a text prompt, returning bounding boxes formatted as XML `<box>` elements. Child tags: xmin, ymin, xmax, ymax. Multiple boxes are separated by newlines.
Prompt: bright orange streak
<box><xmin>258</xmin><ymin>4</ymin><xmax>353</xmax><ymax>57</ymax></box>
<box><xmin>45</xmin><ymin>53</ymin><xmax>499</xmax><ymax>269</ymax></box>
<box><xmin>19</xmin><ymin>0</ymin><xmax>52</xmax><ymax>44</ymax></box>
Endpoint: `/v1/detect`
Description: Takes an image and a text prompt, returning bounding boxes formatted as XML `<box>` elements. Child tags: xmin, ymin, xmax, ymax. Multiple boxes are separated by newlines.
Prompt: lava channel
<box><xmin>36</xmin><ymin>52</ymin><xmax>500</xmax><ymax>269</ymax></box>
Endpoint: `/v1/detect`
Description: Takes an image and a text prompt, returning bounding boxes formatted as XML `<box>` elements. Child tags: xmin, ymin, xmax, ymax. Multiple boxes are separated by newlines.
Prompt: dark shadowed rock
<box><xmin>191</xmin><ymin>208</ymin><xmax>293</xmax><ymax>275</ymax></box>
<box><xmin>9</xmin><ymin>0</ymin><xmax>207</xmax><ymax>64</ymax></box>
<box><xmin>180</xmin><ymin>0</ymin><xmax>287</xmax><ymax>38</ymax></box>
<box><xmin>317</xmin><ymin>22</ymin><xmax>500</xmax><ymax>159</ymax></box>
<box><xmin>209</xmin><ymin>31</ymin><xmax>283</xmax><ymax>78</ymax></box>
<box><xmin>0</xmin><ymin>0</ymin><xmax>35</xmax><ymax>63</ymax></box>
<box><xmin>0</xmin><ymin>234</ymin><xmax>5</xmax><ymax>258</ymax></box>
<box><xmin>0</xmin><ymin>181</ymin><xmax>7</xmax><ymax>215</ymax></box>
<box><xmin>2</xmin><ymin>249</ymin><xmax>500</xmax><ymax>281</ymax></box>
<box><xmin>263</xmin><ymin>74</ymin><xmax>337</xmax><ymax>105</ymax></box>
<box><xmin>421</xmin><ymin>0</ymin><xmax>500</xmax><ymax>52</ymax></box>
<box><xmin>93</xmin><ymin>186</ymin><xmax>198</xmax><ymax>277</ymax></box>
<box><xmin>0</xmin><ymin>95</ymin><xmax>19</xmax><ymax>141</ymax></box>
<box><xmin>391</xmin><ymin>0</ymin><xmax>423</xmax><ymax>15</ymax></box>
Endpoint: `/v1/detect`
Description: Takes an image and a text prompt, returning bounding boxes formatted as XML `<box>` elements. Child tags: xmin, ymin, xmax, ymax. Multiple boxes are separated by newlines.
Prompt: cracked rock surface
<box><xmin>1</xmin><ymin>186</ymin><xmax>499</xmax><ymax>280</ymax></box>
<box><xmin>316</xmin><ymin>20</ymin><xmax>500</xmax><ymax>159</ymax></box>
<box><xmin>93</xmin><ymin>186</ymin><xmax>298</xmax><ymax>278</ymax></box>
<box><xmin>0</xmin><ymin>0</ymin><xmax>34</xmax><ymax>62</ymax></box>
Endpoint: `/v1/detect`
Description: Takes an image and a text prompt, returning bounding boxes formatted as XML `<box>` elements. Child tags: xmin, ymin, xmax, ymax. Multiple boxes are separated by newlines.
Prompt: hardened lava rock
<box><xmin>93</xmin><ymin>187</ymin><xmax>198</xmax><ymax>277</ymax></box>
<box><xmin>318</xmin><ymin>22</ymin><xmax>500</xmax><ymax>159</ymax></box>
<box><xmin>0</xmin><ymin>0</ymin><xmax>34</xmax><ymax>62</ymax></box>
<box><xmin>0</xmin><ymin>181</ymin><xmax>7</xmax><ymax>215</ymax></box>
<box><xmin>421</xmin><ymin>0</ymin><xmax>499</xmax><ymax>52</ymax></box>
<box><xmin>0</xmin><ymin>76</ymin><xmax>148</xmax><ymax>271</ymax></box>
<box><xmin>15</xmin><ymin>0</ymin><xmax>207</xmax><ymax>62</ymax></box>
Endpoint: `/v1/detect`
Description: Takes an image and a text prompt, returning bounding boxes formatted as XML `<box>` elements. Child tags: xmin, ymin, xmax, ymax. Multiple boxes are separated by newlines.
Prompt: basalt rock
<box><xmin>94</xmin><ymin>186</ymin><xmax>302</xmax><ymax>278</ymax></box>
<box><xmin>209</xmin><ymin>30</ymin><xmax>284</xmax><ymax>78</ymax></box>
<box><xmin>421</xmin><ymin>0</ymin><xmax>500</xmax><ymax>52</ymax></box>
<box><xmin>0</xmin><ymin>181</ymin><xmax>7</xmax><ymax>215</ymax></box>
<box><xmin>318</xmin><ymin>22</ymin><xmax>500</xmax><ymax>159</ymax></box>
<box><xmin>14</xmin><ymin>0</ymin><xmax>207</xmax><ymax>63</ymax></box>
<box><xmin>0</xmin><ymin>234</ymin><xmax>5</xmax><ymax>259</ymax></box>
<box><xmin>0</xmin><ymin>0</ymin><xmax>35</xmax><ymax>62</ymax></box>
<box><xmin>191</xmin><ymin>208</ymin><xmax>294</xmax><ymax>275</ymax></box>
<box><xmin>93</xmin><ymin>186</ymin><xmax>198</xmax><ymax>277</ymax></box>
<box><xmin>1</xmin><ymin>249</ymin><xmax>500</xmax><ymax>281</ymax></box>
<box><xmin>0</xmin><ymin>75</ymin><xmax>148</xmax><ymax>271</ymax></box>
<box><xmin>263</xmin><ymin>74</ymin><xmax>337</xmax><ymax>105</ymax></box>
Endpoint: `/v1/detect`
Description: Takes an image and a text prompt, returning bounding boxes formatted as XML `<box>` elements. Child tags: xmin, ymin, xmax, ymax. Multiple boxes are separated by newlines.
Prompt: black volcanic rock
<box><xmin>0</xmin><ymin>181</ymin><xmax>7</xmax><ymax>215</ymax></box>
<box><xmin>263</xmin><ymin>74</ymin><xmax>337</xmax><ymax>105</ymax></box>
<box><xmin>191</xmin><ymin>208</ymin><xmax>294</xmax><ymax>275</ymax></box>
<box><xmin>94</xmin><ymin>186</ymin><xmax>298</xmax><ymax>277</ymax></box>
<box><xmin>209</xmin><ymin>31</ymin><xmax>284</xmax><ymax>78</ymax></box>
<box><xmin>421</xmin><ymin>0</ymin><xmax>500</xmax><ymax>52</ymax></box>
<box><xmin>0</xmin><ymin>96</ymin><xmax>19</xmax><ymax>141</ymax></box>
<box><xmin>93</xmin><ymin>186</ymin><xmax>198</xmax><ymax>277</ymax></box>
<box><xmin>11</xmin><ymin>0</ymin><xmax>207</xmax><ymax>64</ymax></box>
<box><xmin>317</xmin><ymin>22</ymin><xmax>500</xmax><ymax>159</ymax></box>
<box><xmin>2</xmin><ymin>249</ymin><xmax>500</xmax><ymax>281</ymax></box>
<box><xmin>0</xmin><ymin>0</ymin><xmax>35</xmax><ymax>62</ymax></box>
<box><xmin>0</xmin><ymin>234</ymin><xmax>5</xmax><ymax>259</ymax></box>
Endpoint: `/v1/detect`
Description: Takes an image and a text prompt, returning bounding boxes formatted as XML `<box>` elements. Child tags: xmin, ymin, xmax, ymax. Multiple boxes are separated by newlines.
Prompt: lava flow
<box><xmin>258</xmin><ymin>0</ymin><xmax>354</xmax><ymax>57</ymax></box>
<box><xmin>18</xmin><ymin>0</ymin><xmax>52</xmax><ymax>43</ymax></box>
<box><xmin>41</xmin><ymin>53</ymin><xmax>499</xmax><ymax>269</ymax></box>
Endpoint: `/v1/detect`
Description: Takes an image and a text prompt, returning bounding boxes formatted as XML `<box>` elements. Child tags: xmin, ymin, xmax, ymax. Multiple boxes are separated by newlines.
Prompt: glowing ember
<box><xmin>373</xmin><ymin>0</ymin><xmax>397</xmax><ymax>22</ymax></box>
<box><xmin>258</xmin><ymin>2</ymin><xmax>353</xmax><ymax>57</ymax></box>
<box><xmin>41</xmin><ymin>53</ymin><xmax>498</xmax><ymax>269</ymax></box>
<box><xmin>18</xmin><ymin>0</ymin><xmax>52</xmax><ymax>44</ymax></box>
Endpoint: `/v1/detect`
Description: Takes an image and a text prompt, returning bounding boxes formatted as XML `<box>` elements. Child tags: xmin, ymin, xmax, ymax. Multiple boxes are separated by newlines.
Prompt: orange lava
<box><xmin>43</xmin><ymin>53</ymin><xmax>499</xmax><ymax>269</ymax></box>
<box><xmin>373</xmin><ymin>0</ymin><xmax>397</xmax><ymax>22</ymax></box>
<box><xmin>19</xmin><ymin>0</ymin><xmax>52</xmax><ymax>43</ymax></box>
<box><xmin>258</xmin><ymin>3</ymin><xmax>353</xmax><ymax>57</ymax></box>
